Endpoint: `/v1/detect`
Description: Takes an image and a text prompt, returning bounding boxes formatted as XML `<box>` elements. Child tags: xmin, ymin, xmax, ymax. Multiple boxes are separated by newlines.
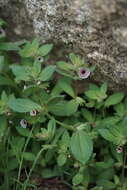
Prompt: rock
<box><xmin>0</xmin><ymin>0</ymin><xmax>127</xmax><ymax>91</ymax></box>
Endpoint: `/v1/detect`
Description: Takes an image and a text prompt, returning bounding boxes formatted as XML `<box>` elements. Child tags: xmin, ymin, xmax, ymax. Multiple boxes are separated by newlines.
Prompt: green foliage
<box><xmin>0</xmin><ymin>21</ymin><xmax>127</xmax><ymax>190</ymax></box>
<box><xmin>70</xmin><ymin>130</ymin><xmax>93</xmax><ymax>164</ymax></box>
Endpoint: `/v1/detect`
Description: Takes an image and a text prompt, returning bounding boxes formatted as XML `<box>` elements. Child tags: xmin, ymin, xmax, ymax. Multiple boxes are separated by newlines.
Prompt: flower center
<box><xmin>81</xmin><ymin>70</ymin><xmax>86</xmax><ymax>74</ymax></box>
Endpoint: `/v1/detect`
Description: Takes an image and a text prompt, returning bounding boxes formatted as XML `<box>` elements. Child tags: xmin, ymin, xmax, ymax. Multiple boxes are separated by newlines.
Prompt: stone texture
<box><xmin>0</xmin><ymin>0</ymin><xmax>127</xmax><ymax>91</ymax></box>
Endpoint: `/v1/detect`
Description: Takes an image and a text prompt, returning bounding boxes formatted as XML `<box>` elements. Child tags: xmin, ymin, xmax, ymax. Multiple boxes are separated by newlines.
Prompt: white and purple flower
<box><xmin>116</xmin><ymin>146</ymin><xmax>123</xmax><ymax>154</ymax></box>
<box><xmin>78</xmin><ymin>68</ymin><xmax>90</xmax><ymax>79</ymax></box>
<box><xmin>20</xmin><ymin>119</ymin><xmax>27</xmax><ymax>128</ymax></box>
<box><xmin>30</xmin><ymin>110</ymin><xmax>37</xmax><ymax>116</ymax></box>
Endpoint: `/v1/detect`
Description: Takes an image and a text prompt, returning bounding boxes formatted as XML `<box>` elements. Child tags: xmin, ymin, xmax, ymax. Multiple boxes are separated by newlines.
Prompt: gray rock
<box><xmin>0</xmin><ymin>0</ymin><xmax>127</xmax><ymax>91</ymax></box>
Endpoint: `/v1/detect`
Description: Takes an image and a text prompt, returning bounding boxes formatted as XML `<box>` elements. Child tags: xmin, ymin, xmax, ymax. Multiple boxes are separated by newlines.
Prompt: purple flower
<box><xmin>116</xmin><ymin>146</ymin><xmax>123</xmax><ymax>153</ymax></box>
<box><xmin>20</xmin><ymin>119</ymin><xmax>27</xmax><ymax>128</ymax></box>
<box><xmin>30</xmin><ymin>110</ymin><xmax>37</xmax><ymax>116</ymax></box>
<box><xmin>78</xmin><ymin>68</ymin><xmax>90</xmax><ymax>79</ymax></box>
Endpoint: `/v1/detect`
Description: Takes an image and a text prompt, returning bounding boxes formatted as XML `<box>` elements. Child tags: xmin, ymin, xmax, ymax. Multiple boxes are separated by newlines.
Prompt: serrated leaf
<box><xmin>37</xmin><ymin>44</ymin><xmax>53</xmax><ymax>56</ymax></box>
<box><xmin>85</xmin><ymin>90</ymin><xmax>100</xmax><ymax>100</ymax></box>
<box><xmin>72</xmin><ymin>173</ymin><xmax>84</xmax><ymax>186</ymax></box>
<box><xmin>105</xmin><ymin>93</ymin><xmax>124</xmax><ymax>107</ymax></box>
<box><xmin>56</xmin><ymin>61</ymin><xmax>74</xmax><ymax>71</ymax></box>
<box><xmin>100</xmin><ymin>82</ymin><xmax>108</xmax><ymax>95</ymax></box>
<box><xmin>58</xmin><ymin>78</ymin><xmax>75</xmax><ymax>98</ymax></box>
<box><xmin>8</xmin><ymin>98</ymin><xmax>41</xmax><ymax>113</ymax></box>
<box><xmin>81</xmin><ymin>108</ymin><xmax>93</xmax><ymax>122</ymax></box>
<box><xmin>39</xmin><ymin>65</ymin><xmax>56</xmax><ymax>81</ymax></box>
<box><xmin>0</xmin><ymin>42</ymin><xmax>20</xmax><ymax>51</ymax></box>
<box><xmin>48</xmin><ymin>100</ymin><xmax>68</xmax><ymax>116</ymax></box>
<box><xmin>66</xmin><ymin>99</ymin><xmax>78</xmax><ymax>116</ymax></box>
<box><xmin>70</xmin><ymin>131</ymin><xmax>93</xmax><ymax>164</ymax></box>
<box><xmin>47</xmin><ymin>119</ymin><xmax>56</xmax><ymax>139</ymax></box>
<box><xmin>16</xmin><ymin>126</ymin><xmax>33</xmax><ymax>137</ymax></box>
<box><xmin>57</xmin><ymin>154</ymin><xmax>67</xmax><ymax>166</ymax></box>
<box><xmin>99</xmin><ymin>129</ymin><xmax>118</xmax><ymax>143</ymax></box>
<box><xmin>10</xmin><ymin>65</ymin><xmax>31</xmax><ymax>81</ymax></box>
<box><xmin>0</xmin><ymin>56</ymin><xmax>4</xmax><ymax>73</ymax></box>
<box><xmin>114</xmin><ymin>103</ymin><xmax>125</xmax><ymax>117</ymax></box>
<box><xmin>0</xmin><ymin>75</ymin><xmax>15</xmax><ymax>86</ymax></box>
<box><xmin>20</xmin><ymin>39</ymin><xmax>39</xmax><ymax>57</ymax></box>
<box><xmin>61</xmin><ymin>130</ymin><xmax>70</xmax><ymax>146</ymax></box>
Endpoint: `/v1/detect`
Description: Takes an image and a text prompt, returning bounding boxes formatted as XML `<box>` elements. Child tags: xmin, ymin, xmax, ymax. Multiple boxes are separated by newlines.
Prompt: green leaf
<box><xmin>97</xmin><ymin>180</ymin><xmax>116</xmax><ymax>190</ymax></box>
<box><xmin>16</xmin><ymin>126</ymin><xmax>33</xmax><ymax>137</ymax></box>
<box><xmin>8</xmin><ymin>98</ymin><xmax>41</xmax><ymax>113</ymax></box>
<box><xmin>114</xmin><ymin>103</ymin><xmax>125</xmax><ymax>117</ymax></box>
<box><xmin>0</xmin><ymin>18</ymin><xmax>6</xmax><ymax>26</ymax></box>
<box><xmin>47</xmin><ymin>119</ymin><xmax>56</xmax><ymax>139</ymax></box>
<box><xmin>105</xmin><ymin>93</ymin><xmax>124</xmax><ymax>107</ymax></box>
<box><xmin>0</xmin><ymin>75</ymin><xmax>15</xmax><ymax>86</ymax></box>
<box><xmin>7</xmin><ymin>159</ymin><xmax>19</xmax><ymax>171</ymax></box>
<box><xmin>48</xmin><ymin>100</ymin><xmax>68</xmax><ymax>116</ymax></box>
<box><xmin>10</xmin><ymin>65</ymin><xmax>31</xmax><ymax>82</ymax></box>
<box><xmin>85</xmin><ymin>90</ymin><xmax>100</xmax><ymax>100</ymax></box>
<box><xmin>39</xmin><ymin>65</ymin><xmax>56</xmax><ymax>81</ymax></box>
<box><xmin>0</xmin><ymin>42</ymin><xmax>20</xmax><ymax>51</ymax></box>
<box><xmin>81</xmin><ymin>108</ymin><xmax>93</xmax><ymax>122</ymax></box>
<box><xmin>66</xmin><ymin>99</ymin><xmax>79</xmax><ymax>116</ymax></box>
<box><xmin>1</xmin><ymin>91</ymin><xmax>8</xmax><ymax>102</ymax></box>
<box><xmin>69</xmin><ymin>53</ymin><xmax>82</xmax><ymax>66</ymax></box>
<box><xmin>0</xmin><ymin>117</ymin><xmax>7</xmax><ymax>141</ymax></box>
<box><xmin>56</xmin><ymin>61</ymin><xmax>74</xmax><ymax>71</ymax></box>
<box><xmin>37</xmin><ymin>44</ymin><xmax>53</xmax><ymax>56</ymax></box>
<box><xmin>89</xmin><ymin>84</ymin><xmax>99</xmax><ymax>90</ymax></box>
<box><xmin>100</xmin><ymin>116</ymin><xmax>120</xmax><ymax>126</ymax></box>
<box><xmin>57</xmin><ymin>154</ymin><xmax>67</xmax><ymax>166</ymax></box>
<box><xmin>58</xmin><ymin>78</ymin><xmax>75</xmax><ymax>98</ymax></box>
<box><xmin>70</xmin><ymin>131</ymin><xmax>93</xmax><ymax>164</ymax></box>
<box><xmin>100</xmin><ymin>82</ymin><xmax>108</xmax><ymax>95</ymax></box>
<box><xmin>99</xmin><ymin>129</ymin><xmax>118</xmax><ymax>143</ymax></box>
<box><xmin>85</xmin><ymin>89</ymin><xmax>107</xmax><ymax>102</ymax></box>
<box><xmin>0</xmin><ymin>56</ymin><xmax>4</xmax><ymax>73</ymax></box>
<box><xmin>23</xmin><ymin>152</ymin><xmax>36</xmax><ymax>161</ymax></box>
<box><xmin>20</xmin><ymin>39</ymin><xmax>39</xmax><ymax>57</ymax></box>
<box><xmin>61</xmin><ymin>130</ymin><xmax>70</xmax><ymax>146</ymax></box>
<box><xmin>72</xmin><ymin>173</ymin><xmax>84</xmax><ymax>186</ymax></box>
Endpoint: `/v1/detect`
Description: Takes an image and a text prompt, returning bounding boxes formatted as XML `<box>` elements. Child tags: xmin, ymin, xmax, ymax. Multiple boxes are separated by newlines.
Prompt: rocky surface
<box><xmin>0</xmin><ymin>0</ymin><xmax>127</xmax><ymax>91</ymax></box>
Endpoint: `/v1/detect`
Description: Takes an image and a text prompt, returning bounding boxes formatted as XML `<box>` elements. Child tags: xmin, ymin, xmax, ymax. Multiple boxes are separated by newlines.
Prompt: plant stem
<box><xmin>23</xmin><ymin>147</ymin><xmax>45</xmax><ymax>190</ymax></box>
<box><xmin>16</xmin><ymin>125</ymin><xmax>35</xmax><ymax>190</ymax></box>
<box><xmin>122</xmin><ymin>149</ymin><xmax>127</xmax><ymax>183</ymax></box>
<box><xmin>46</xmin><ymin>113</ymin><xmax>75</xmax><ymax>131</ymax></box>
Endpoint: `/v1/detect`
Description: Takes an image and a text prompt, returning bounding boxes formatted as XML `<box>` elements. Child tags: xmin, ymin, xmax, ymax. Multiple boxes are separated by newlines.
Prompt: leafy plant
<box><xmin>0</xmin><ymin>19</ymin><xmax>127</xmax><ymax>190</ymax></box>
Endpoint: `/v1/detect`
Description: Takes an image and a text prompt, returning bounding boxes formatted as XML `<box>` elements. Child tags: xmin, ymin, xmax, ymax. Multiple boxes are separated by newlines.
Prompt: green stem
<box><xmin>16</xmin><ymin>125</ymin><xmax>35</xmax><ymax>190</ymax></box>
<box><xmin>46</xmin><ymin>113</ymin><xmax>75</xmax><ymax>131</ymax></box>
<box><xmin>23</xmin><ymin>147</ymin><xmax>45</xmax><ymax>190</ymax></box>
<box><xmin>122</xmin><ymin>150</ymin><xmax>127</xmax><ymax>183</ymax></box>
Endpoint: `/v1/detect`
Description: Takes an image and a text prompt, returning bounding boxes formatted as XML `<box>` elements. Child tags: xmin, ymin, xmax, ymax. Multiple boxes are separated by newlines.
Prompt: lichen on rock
<box><xmin>0</xmin><ymin>0</ymin><xmax>127</xmax><ymax>91</ymax></box>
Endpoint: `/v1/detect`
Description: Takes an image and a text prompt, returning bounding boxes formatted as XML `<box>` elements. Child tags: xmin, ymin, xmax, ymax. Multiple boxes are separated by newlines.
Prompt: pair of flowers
<box><xmin>20</xmin><ymin>110</ymin><xmax>37</xmax><ymax>128</ymax></box>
